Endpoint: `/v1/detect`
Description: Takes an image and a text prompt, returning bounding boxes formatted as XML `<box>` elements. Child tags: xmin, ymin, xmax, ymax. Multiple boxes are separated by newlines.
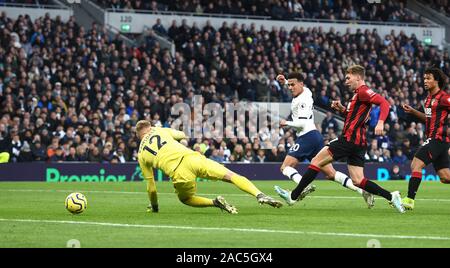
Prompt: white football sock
<box><xmin>282</xmin><ymin>166</ymin><xmax>302</xmax><ymax>184</ymax></box>
<box><xmin>334</xmin><ymin>171</ymin><xmax>363</xmax><ymax>195</ymax></box>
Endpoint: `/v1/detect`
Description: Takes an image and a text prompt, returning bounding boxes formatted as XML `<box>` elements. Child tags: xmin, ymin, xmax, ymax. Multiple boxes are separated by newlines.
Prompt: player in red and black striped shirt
<box><xmin>402</xmin><ymin>67</ymin><xmax>450</xmax><ymax>210</ymax></box>
<box><xmin>340</xmin><ymin>84</ymin><xmax>390</xmax><ymax>147</ymax></box>
<box><xmin>275</xmin><ymin>65</ymin><xmax>405</xmax><ymax>213</ymax></box>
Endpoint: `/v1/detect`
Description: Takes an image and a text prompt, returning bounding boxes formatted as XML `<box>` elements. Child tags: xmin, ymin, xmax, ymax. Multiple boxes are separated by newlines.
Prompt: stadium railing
<box><xmin>105</xmin><ymin>24</ymin><xmax>137</xmax><ymax>48</ymax></box>
<box><xmin>101</xmin><ymin>7</ymin><xmax>437</xmax><ymax>27</ymax></box>
<box><xmin>411</xmin><ymin>0</ymin><xmax>450</xmax><ymax>46</ymax></box>
<box><xmin>104</xmin><ymin>8</ymin><xmax>271</xmax><ymax>20</ymax></box>
<box><xmin>0</xmin><ymin>2</ymin><xmax>65</xmax><ymax>10</ymax></box>
<box><xmin>97</xmin><ymin>5</ymin><xmax>444</xmax><ymax>47</ymax></box>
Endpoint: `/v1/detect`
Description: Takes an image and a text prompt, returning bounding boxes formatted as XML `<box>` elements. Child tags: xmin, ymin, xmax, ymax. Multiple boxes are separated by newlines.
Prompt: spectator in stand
<box><xmin>389</xmin><ymin>122</ymin><xmax>406</xmax><ymax>148</ymax></box>
<box><xmin>426</xmin><ymin>0</ymin><xmax>450</xmax><ymax>17</ymax></box>
<box><xmin>317</xmin><ymin>90</ymin><xmax>330</xmax><ymax>108</ymax></box>
<box><xmin>277</xmin><ymin>144</ymin><xmax>287</xmax><ymax>160</ymax></box>
<box><xmin>113</xmin><ymin>148</ymin><xmax>127</xmax><ymax>163</ymax></box>
<box><xmin>406</xmin><ymin>123</ymin><xmax>421</xmax><ymax>149</ymax></box>
<box><xmin>76</xmin><ymin>145</ymin><xmax>89</xmax><ymax>162</ymax></box>
<box><xmin>376</xmin><ymin>129</ymin><xmax>391</xmax><ymax>152</ymax></box>
<box><xmin>88</xmin><ymin>147</ymin><xmax>102</xmax><ymax>163</ymax></box>
<box><xmin>209</xmin><ymin>148</ymin><xmax>224</xmax><ymax>163</ymax></box>
<box><xmin>18</xmin><ymin>141</ymin><xmax>33</xmax><ymax>162</ymax></box>
<box><xmin>243</xmin><ymin>150</ymin><xmax>254</xmax><ymax>163</ymax></box>
<box><xmin>66</xmin><ymin>146</ymin><xmax>79</xmax><ymax>162</ymax></box>
<box><xmin>10</xmin><ymin>132</ymin><xmax>22</xmax><ymax>162</ymax></box>
<box><xmin>49</xmin><ymin>147</ymin><xmax>65</xmax><ymax>162</ymax></box>
<box><xmin>381</xmin><ymin>149</ymin><xmax>393</xmax><ymax>163</ymax></box>
<box><xmin>94</xmin><ymin>0</ymin><xmax>423</xmax><ymax>23</ymax></box>
<box><xmin>152</xmin><ymin>18</ymin><xmax>167</xmax><ymax>36</ymax></box>
<box><xmin>321</xmin><ymin>111</ymin><xmax>339</xmax><ymax>135</ymax></box>
<box><xmin>101</xmin><ymin>147</ymin><xmax>113</xmax><ymax>163</ymax></box>
<box><xmin>393</xmin><ymin>148</ymin><xmax>408</xmax><ymax>165</ymax></box>
<box><xmin>366</xmin><ymin>140</ymin><xmax>382</xmax><ymax>163</ymax></box>
<box><xmin>389</xmin><ymin>165</ymin><xmax>405</xmax><ymax>180</ymax></box>
<box><xmin>401</xmin><ymin>139</ymin><xmax>416</xmax><ymax>160</ymax></box>
<box><xmin>254</xmin><ymin>149</ymin><xmax>267</xmax><ymax>163</ymax></box>
<box><xmin>31</xmin><ymin>141</ymin><xmax>46</xmax><ymax>161</ymax></box>
<box><xmin>230</xmin><ymin>144</ymin><xmax>244</xmax><ymax>162</ymax></box>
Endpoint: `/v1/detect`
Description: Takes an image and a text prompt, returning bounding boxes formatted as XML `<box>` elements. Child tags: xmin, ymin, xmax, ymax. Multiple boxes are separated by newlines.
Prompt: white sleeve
<box><xmin>286</xmin><ymin>119</ymin><xmax>306</xmax><ymax>129</ymax></box>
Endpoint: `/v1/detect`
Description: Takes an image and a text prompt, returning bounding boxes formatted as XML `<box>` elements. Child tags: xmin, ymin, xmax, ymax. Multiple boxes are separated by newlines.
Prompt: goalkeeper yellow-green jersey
<box><xmin>137</xmin><ymin>127</ymin><xmax>194</xmax><ymax>180</ymax></box>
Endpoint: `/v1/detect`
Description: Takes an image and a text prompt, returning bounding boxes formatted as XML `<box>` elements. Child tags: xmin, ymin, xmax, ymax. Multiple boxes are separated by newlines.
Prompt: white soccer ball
<box><xmin>65</xmin><ymin>193</ymin><xmax>87</xmax><ymax>214</ymax></box>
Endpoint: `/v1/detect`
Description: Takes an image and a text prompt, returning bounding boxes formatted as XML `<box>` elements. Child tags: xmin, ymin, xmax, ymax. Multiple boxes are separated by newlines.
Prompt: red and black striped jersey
<box><xmin>424</xmin><ymin>90</ymin><xmax>450</xmax><ymax>142</ymax></box>
<box><xmin>341</xmin><ymin>85</ymin><xmax>390</xmax><ymax>146</ymax></box>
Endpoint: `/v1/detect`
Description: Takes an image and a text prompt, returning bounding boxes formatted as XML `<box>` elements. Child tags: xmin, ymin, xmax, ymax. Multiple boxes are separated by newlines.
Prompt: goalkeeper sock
<box><xmin>230</xmin><ymin>174</ymin><xmax>261</xmax><ymax>197</ymax></box>
<box><xmin>181</xmin><ymin>196</ymin><xmax>214</xmax><ymax>207</ymax></box>
<box><xmin>407</xmin><ymin>172</ymin><xmax>422</xmax><ymax>199</ymax></box>
<box><xmin>334</xmin><ymin>171</ymin><xmax>363</xmax><ymax>195</ymax></box>
<box><xmin>282</xmin><ymin>166</ymin><xmax>302</xmax><ymax>184</ymax></box>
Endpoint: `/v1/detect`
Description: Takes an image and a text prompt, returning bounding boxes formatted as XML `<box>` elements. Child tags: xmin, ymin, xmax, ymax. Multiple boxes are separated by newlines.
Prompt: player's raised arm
<box><xmin>402</xmin><ymin>103</ymin><xmax>426</xmax><ymax>123</ymax></box>
<box><xmin>139</xmin><ymin>158</ymin><xmax>159</xmax><ymax>212</ymax></box>
<box><xmin>276</xmin><ymin>74</ymin><xmax>287</xmax><ymax>86</ymax></box>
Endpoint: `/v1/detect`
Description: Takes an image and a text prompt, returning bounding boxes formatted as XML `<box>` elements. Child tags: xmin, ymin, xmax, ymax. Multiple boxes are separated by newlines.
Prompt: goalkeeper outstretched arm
<box><xmin>139</xmin><ymin>158</ymin><xmax>159</xmax><ymax>212</ymax></box>
<box><xmin>146</xmin><ymin>178</ymin><xmax>159</xmax><ymax>212</ymax></box>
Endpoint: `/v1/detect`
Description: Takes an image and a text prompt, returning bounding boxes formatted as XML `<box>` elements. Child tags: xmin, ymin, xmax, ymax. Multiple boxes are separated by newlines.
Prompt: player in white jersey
<box><xmin>274</xmin><ymin>72</ymin><xmax>374</xmax><ymax>207</ymax></box>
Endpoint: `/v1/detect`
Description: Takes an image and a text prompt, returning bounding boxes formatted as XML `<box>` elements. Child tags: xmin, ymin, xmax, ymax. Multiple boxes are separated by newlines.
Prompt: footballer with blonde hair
<box><xmin>135</xmin><ymin>120</ymin><xmax>282</xmax><ymax>214</ymax></box>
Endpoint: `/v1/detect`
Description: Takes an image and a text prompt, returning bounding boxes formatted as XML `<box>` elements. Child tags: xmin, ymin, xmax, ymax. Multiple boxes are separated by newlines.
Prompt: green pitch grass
<box><xmin>0</xmin><ymin>180</ymin><xmax>450</xmax><ymax>248</ymax></box>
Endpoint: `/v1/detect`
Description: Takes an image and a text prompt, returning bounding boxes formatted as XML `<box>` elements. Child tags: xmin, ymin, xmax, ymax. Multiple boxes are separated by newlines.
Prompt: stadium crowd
<box><xmin>94</xmin><ymin>0</ymin><xmax>423</xmax><ymax>23</ymax></box>
<box><xmin>0</xmin><ymin>0</ymin><xmax>52</xmax><ymax>5</ymax></box>
<box><xmin>0</xmin><ymin>12</ymin><xmax>448</xmax><ymax>164</ymax></box>
<box><xmin>426</xmin><ymin>0</ymin><xmax>450</xmax><ymax>17</ymax></box>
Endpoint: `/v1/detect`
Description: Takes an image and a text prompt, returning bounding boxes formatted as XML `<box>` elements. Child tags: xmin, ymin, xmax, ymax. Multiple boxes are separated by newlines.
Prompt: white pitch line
<box><xmin>1</xmin><ymin>188</ymin><xmax>450</xmax><ymax>202</ymax></box>
<box><xmin>0</xmin><ymin>218</ymin><xmax>449</xmax><ymax>242</ymax></box>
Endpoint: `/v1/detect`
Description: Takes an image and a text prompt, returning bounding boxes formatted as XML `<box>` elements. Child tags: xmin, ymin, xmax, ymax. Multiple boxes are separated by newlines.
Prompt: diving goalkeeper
<box><xmin>135</xmin><ymin>120</ymin><xmax>282</xmax><ymax>214</ymax></box>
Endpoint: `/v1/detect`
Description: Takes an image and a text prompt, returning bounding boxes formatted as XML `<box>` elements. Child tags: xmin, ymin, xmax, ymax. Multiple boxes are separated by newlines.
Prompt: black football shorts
<box><xmin>415</xmin><ymin>138</ymin><xmax>450</xmax><ymax>171</ymax></box>
<box><xmin>327</xmin><ymin>136</ymin><xmax>366</xmax><ymax>167</ymax></box>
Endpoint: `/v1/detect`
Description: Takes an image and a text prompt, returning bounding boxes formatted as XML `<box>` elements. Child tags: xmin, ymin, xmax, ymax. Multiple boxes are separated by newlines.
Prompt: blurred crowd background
<box><xmin>0</xmin><ymin>0</ymin><xmax>449</xmax><ymax>165</ymax></box>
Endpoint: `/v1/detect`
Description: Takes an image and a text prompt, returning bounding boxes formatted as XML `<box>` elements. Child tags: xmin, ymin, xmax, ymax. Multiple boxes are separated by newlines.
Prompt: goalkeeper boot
<box><xmin>214</xmin><ymin>196</ymin><xmax>238</xmax><ymax>214</ymax></box>
<box><xmin>256</xmin><ymin>193</ymin><xmax>283</xmax><ymax>208</ymax></box>
<box><xmin>402</xmin><ymin>197</ymin><xmax>415</xmax><ymax>210</ymax></box>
